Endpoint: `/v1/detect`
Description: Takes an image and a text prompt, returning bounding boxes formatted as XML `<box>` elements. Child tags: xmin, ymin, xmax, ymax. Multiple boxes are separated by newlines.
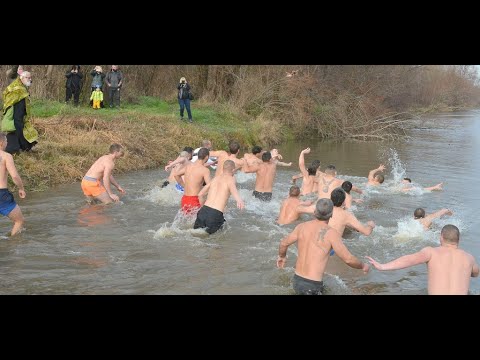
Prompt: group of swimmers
<box><xmin>1</xmin><ymin>135</ymin><xmax>477</xmax><ymax>294</ymax></box>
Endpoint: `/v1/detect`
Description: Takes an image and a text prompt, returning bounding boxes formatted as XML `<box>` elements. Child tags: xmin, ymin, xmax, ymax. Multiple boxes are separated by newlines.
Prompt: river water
<box><xmin>1</xmin><ymin>111</ymin><xmax>479</xmax><ymax>294</ymax></box>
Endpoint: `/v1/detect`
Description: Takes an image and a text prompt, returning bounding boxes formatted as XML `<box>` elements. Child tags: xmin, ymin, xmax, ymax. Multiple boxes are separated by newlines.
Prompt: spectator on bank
<box><xmin>105</xmin><ymin>65</ymin><xmax>123</xmax><ymax>108</ymax></box>
<box><xmin>90</xmin><ymin>66</ymin><xmax>106</xmax><ymax>107</ymax></box>
<box><xmin>177</xmin><ymin>77</ymin><xmax>193</xmax><ymax>122</ymax></box>
<box><xmin>65</xmin><ymin>65</ymin><xmax>83</xmax><ymax>106</ymax></box>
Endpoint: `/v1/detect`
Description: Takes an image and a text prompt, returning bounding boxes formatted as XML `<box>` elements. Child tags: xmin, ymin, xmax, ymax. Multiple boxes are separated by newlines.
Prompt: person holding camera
<box><xmin>106</xmin><ymin>65</ymin><xmax>123</xmax><ymax>108</ymax></box>
<box><xmin>65</xmin><ymin>65</ymin><xmax>83</xmax><ymax>106</ymax></box>
<box><xmin>90</xmin><ymin>66</ymin><xmax>106</xmax><ymax>107</ymax></box>
<box><xmin>177</xmin><ymin>77</ymin><xmax>193</xmax><ymax>122</ymax></box>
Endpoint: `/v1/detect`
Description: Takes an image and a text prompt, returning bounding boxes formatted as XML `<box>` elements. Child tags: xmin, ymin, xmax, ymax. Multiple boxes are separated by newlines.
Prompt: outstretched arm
<box><xmin>424</xmin><ymin>208</ymin><xmax>453</xmax><ymax>223</ymax></box>
<box><xmin>228</xmin><ymin>178</ymin><xmax>244</xmax><ymax>210</ymax></box>
<box><xmin>296</xmin><ymin>204</ymin><xmax>315</xmax><ymax>215</ymax></box>
<box><xmin>352</xmin><ymin>185</ymin><xmax>363</xmax><ymax>194</ymax></box>
<box><xmin>368</xmin><ymin>164</ymin><xmax>386</xmax><ymax>182</ymax></box>
<box><xmin>165</xmin><ymin>156</ymin><xmax>187</xmax><ymax>171</ymax></box>
<box><xmin>331</xmin><ymin>230</ymin><xmax>369</xmax><ymax>272</ymax></box>
<box><xmin>299</xmin><ymin>148</ymin><xmax>310</xmax><ymax>178</ymax></box>
<box><xmin>109</xmin><ymin>175</ymin><xmax>125</xmax><ymax>194</ymax></box>
<box><xmin>243</xmin><ymin>161</ymin><xmax>260</xmax><ymax>174</ymax></box>
<box><xmin>366</xmin><ymin>247</ymin><xmax>433</xmax><ymax>271</ymax></box>
<box><xmin>424</xmin><ymin>182</ymin><xmax>443</xmax><ymax>191</ymax></box>
<box><xmin>277</xmin><ymin>225</ymin><xmax>300</xmax><ymax>268</ymax></box>
<box><xmin>291</xmin><ymin>173</ymin><xmax>303</xmax><ymax>184</ymax></box>
<box><xmin>347</xmin><ymin>213</ymin><xmax>375</xmax><ymax>236</ymax></box>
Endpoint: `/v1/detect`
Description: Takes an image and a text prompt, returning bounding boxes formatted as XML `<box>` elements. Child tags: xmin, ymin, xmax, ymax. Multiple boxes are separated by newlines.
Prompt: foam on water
<box><xmin>146</xmin><ymin>183</ymin><xmax>182</xmax><ymax>205</ymax></box>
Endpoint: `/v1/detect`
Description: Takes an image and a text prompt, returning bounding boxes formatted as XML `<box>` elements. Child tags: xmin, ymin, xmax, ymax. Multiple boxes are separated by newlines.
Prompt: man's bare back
<box><xmin>367</xmin><ymin>224</ymin><xmax>479</xmax><ymax>295</ymax></box>
<box><xmin>277</xmin><ymin>196</ymin><xmax>312</xmax><ymax>225</ymax></box>
<box><xmin>277</xmin><ymin>199</ymin><xmax>369</xmax><ymax>289</ymax></box>
<box><xmin>200</xmin><ymin>173</ymin><xmax>244</xmax><ymax>213</ymax></box>
<box><xmin>175</xmin><ymin>161</ymin><xmax>209</xmax><ymax>196</ymax></box>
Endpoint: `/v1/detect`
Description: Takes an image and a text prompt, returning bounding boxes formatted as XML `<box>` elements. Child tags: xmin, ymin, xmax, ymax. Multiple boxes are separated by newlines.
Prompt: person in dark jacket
<box><xmin>177</xmin><ymin>77</ymin><xmax>193</xmax><ymax>122</ymax></box>
<box><xmin>65</xmin><ymin>65</ymin><xmax>83</xmax><ymax>106</ymax></box>
<box><xmin>90</xmin><ymin>65</ymin><xmax>106</xmax><ymax>107</ymax></box>
<box><xmin>105</xmin><ymin>65</ymin><xmax>123</xmax><ymax>108</ymax></box>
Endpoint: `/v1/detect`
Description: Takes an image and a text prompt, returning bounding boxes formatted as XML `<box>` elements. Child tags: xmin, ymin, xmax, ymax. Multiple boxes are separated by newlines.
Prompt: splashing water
<box><xmin>386</xmin><ymin>148</ymin><xmax>406</xmax><ymax>183</ymax></box>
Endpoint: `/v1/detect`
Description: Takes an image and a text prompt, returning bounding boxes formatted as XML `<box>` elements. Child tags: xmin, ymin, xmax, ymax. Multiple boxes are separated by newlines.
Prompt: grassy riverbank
<box><xmin>14</xmin><ymin>97</ymin><xmax>292</xmax><ymax>191</ymax></box>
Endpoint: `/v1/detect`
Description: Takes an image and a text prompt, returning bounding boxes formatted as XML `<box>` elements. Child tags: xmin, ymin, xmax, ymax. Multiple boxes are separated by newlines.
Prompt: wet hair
<box><xmin>262</xmin><ymin>151</ymin><xmax>272</xmax><ymax>162</ymax></box>
<box><xmin>331</xmin><ymin>188</ymin><xmax>346</xmax><ymax>207</ymax></box>
<box><xmin>414</xmin><ymin>208</ymin><xmax>425</xmax><ymax>219</ymax></box>
<box><xmin>325</xmin><ymin>164</ymin><xmax>336</xmax><ymax>175</ymax></box>
<box><xmin>341</xmin><ymin>181</ymin><xmax>353</xmax><ymax>194</ymax></box>
<box><xmin>0</xmin><ymin>132</ymin><xmax>6</xmax><ymax>143</ymax></box>
<box><xmin>441</xmin><ymin>224</ymin><xmax>460</xmax><ymax>244</ymax></box>
<box><xmin>376</xmin><ymin>174</ymin><xmax>385</xmax><ymax>184</ymax></box>
<box><xmin>197</xmin><ymin>147</ymin><xmax>210</xmax><ymax>160</ymax></box>
<box><xmin>289</xmin><ymin>186</ymin><xmax>300</xmax><ymax>197</ymax></box>
<box><xmin>314</xmin><ymin>198</ymin><xmax>334</xmax><ymax>221</ymax></box>
<box><xmin>183</xmin><ymin>147</ymin><xmax>194</xmax><ymax>155</ymax></box>
<box><xmin>109</xmin><ymin>143</ymin><xmax>123</xmax><ymax>154</ymax></box>
<box><xmin>307</xmin><ymin>160</ymin><xmax>321</xmax><ymax>176</ymax></box>
<box><xmin>403</xmin><ymin>178</ymin><xmax>412</xmax><ymax>183</ymax></box>
<box><xmin>228</xmin><ymin>141</ymin><xmax>240</xmax><ymax>155</ymax></box>
<box><xmin>202</xmin><ymin>140</ymin><xmax>211</xmax><ymax>148</ymax></box>
<box><xmin>252</xmin><ymin>146</ymin><xmax>263</xmax><ymax>155</ymax></box>
<box><xmin>223</xmin><ymin>159</ymin><xmax>235</xmax><ymax>172</ymax></box>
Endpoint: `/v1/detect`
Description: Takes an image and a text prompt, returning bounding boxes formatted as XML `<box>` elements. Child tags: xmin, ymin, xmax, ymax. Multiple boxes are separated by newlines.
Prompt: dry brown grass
<box><xmin>15</xmin><ymin>113</ymin><xmax>257</xmax><ymax>191</ymax></box>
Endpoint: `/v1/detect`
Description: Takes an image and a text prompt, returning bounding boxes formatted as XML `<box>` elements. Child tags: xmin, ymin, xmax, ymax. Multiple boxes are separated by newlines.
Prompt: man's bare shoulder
<box><xmin>0</xmin><ymin>150</ymin><xmax>12</xmax><ymax>162</ymax></box>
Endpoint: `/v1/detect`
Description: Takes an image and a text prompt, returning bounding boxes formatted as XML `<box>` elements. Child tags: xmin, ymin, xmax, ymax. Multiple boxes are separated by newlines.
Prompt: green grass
<box><xmin>30</xmin><ymin>97</ymin><xmax>252</xmax><ymax>132</ymax></box>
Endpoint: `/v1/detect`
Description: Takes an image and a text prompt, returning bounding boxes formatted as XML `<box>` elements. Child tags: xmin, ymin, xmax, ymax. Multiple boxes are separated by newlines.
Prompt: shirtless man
<box><xmin>276</xmin><ymin>186</ymin><xmax>313</xmax><ymax>225</ymax></box>
<box><xmin>367</xmin><ymin>164</ymin><xmax>386</xmax><ymax>186</ymax></box>
<box><xmin>162</xmin><ymin>146</ymin><xmax>194</xmax><ymax>190</ymax></box>
<box><xmin>243</xmin><ymin>151</ymin><xmax>278</xmax><ymax>202</ymax></box>
<box><xmin>294</xmin><ymin>148</ymin><xmax>320</xmax><ymax>195</ymax></box>
<box><xmin>175</xmin><ymin>148</ymin><xmax>211</xmax><ymax>214</ymax></box>
<box><xmin>0</xmin><ymin>133</ymin><xmax>26</xmax><ymax>235</ymax></box>
<box><xmin>209</xmin><ymin>141</ymin><xmax>246</xmax><ymax>177</ymax></box>
<box><xmin>277</xmin><ymin>198</ymin><xmax>370</xmax><ymax>295</ymax></box>
<box><xmin>341</xmin><ymin>181</ymin><xmax>364</xmax><ymax>209</ymax></box>
<box><xmin>414</xmin><ymin>207</ymin><xmax>453</xmax><ymax>230</ymax></box>
<box><xmin>367</xmin><ymin>225</ymin><xmax>479</xmax><ymax>295</ymax></box>
<box><xmin>298</xmin><ymin>188</ymin><xmax>375</xmax><ymax>237</ymax></box>
<box><xmin>243</xmin><ymin>145</ymin><xmax>264</xmax><ymax>166</ymax></box>
<box><xmin>317</xmin><ymin>165</ymin><xmax>344</xmax><ymax>199</ymax></box>
<box><xmin>81</xmin><ymin>143</ymin><xmax>125</xmax><ymax>204</ymax></box>
<box><xmin>401</xmin><ymin>178</ymin><xmax>443</xmax><ymax>192</ymax></box>
<box><xmin>194</xmin><ymin>160</ymin><xmax>244</xmax><ymax>234</ymax></box>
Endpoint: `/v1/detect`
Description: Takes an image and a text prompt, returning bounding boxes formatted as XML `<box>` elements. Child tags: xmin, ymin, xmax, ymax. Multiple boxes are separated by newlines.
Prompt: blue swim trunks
<box><xmin>175</xmin><ymin>183</ymin><xmax>184</xmax><ymax>193</ymax></box>
<box><xmin>0</xmin><ymin>189</ymin><xmax>17</xmax><ymax>216</ymax></box>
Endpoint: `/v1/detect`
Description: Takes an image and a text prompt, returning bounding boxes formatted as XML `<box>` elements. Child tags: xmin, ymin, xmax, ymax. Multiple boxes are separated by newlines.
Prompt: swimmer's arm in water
<box><xmin>5</xmin><ymin>153</ymin><xmax>26</xmax><ymax>198</ymax></box>
<box><xmin>368</xmin><ymin>164</ymin><xmax>386</xmax><ymax>182</ymax></box>
<box><xmin>424</xmin><ymin>182</ymin><xmax>443</xmax><ymax>191</ymax></box>
<box><xmin>198</xmin><ymin>182</ymin><xmax>211</xmax><ymax>206</ymax></box>
<box><xmin>103</xmin><ymin>163</ymin><xmax>119</xmax><ymax>202</ymax></box>
<box><xmin>277</xmin><ymin>225</ymin><xmax>300</xmax><ymax>268</ymax></box>
<box><xmin>174</xmin><ymin>166</ymin><xmax>187</xmax><ymax>189</ymax></box>
<box><xmin>165</xmin><ymin>156</ymin><xmax>187</xmax><ymax>171</ymax></box>
<box><xmin>228</xmin><ymin>177</ymin><xmax>244</xmax><ymax>210</ymax></box>
<box><xmin>424</xmin><ymin>208</ymin><xmax>453</xmax><ymax>225</ymax></box>
<box><xmin>351</xmin><ymin>185</ymin><xmax>363</xmax><ymax>194</ymax></box>
<box><xmin>276</xmin><ymin>160</ymin><xmax>292</xmax><ymax>167</ymax></box>
<box><xmin>347</xmin><ymin>213</ymin><xmax>375</xmax><ymax>236</ymax></box>
<box><xmin>352</xmin><ymin>198</ymin><xmax>364</xmax><ymax>204</ymax></box>
<box><xmin>366</xmin><ymin>247</ymin><xmax>432</xmax><ymax>271</ymax></box>
<box><xmin>331</xmin><ymin>230</ymin><xmax>369</xmax><ymax>273</ymax></box>
<box><xmin>109</xmin><ymin>175</ymin><xmax>125</xmax><ymax>194</ymax></box>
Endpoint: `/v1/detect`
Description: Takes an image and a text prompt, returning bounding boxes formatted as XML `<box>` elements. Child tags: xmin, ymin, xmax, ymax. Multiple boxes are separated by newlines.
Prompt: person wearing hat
<box><xmin>90</xmin><ymin>66</ymin><xmax>106</xmax><ymax>107</ymax></box>
<box><xmin>177</xmin><ymin>77</ymin><xmax>193</xmax><ymax>122</ymax></box>
<box><xmin>90</xmin><ymin>85</ymin><xmax>104</xmax><ymax>109</ymax></box>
